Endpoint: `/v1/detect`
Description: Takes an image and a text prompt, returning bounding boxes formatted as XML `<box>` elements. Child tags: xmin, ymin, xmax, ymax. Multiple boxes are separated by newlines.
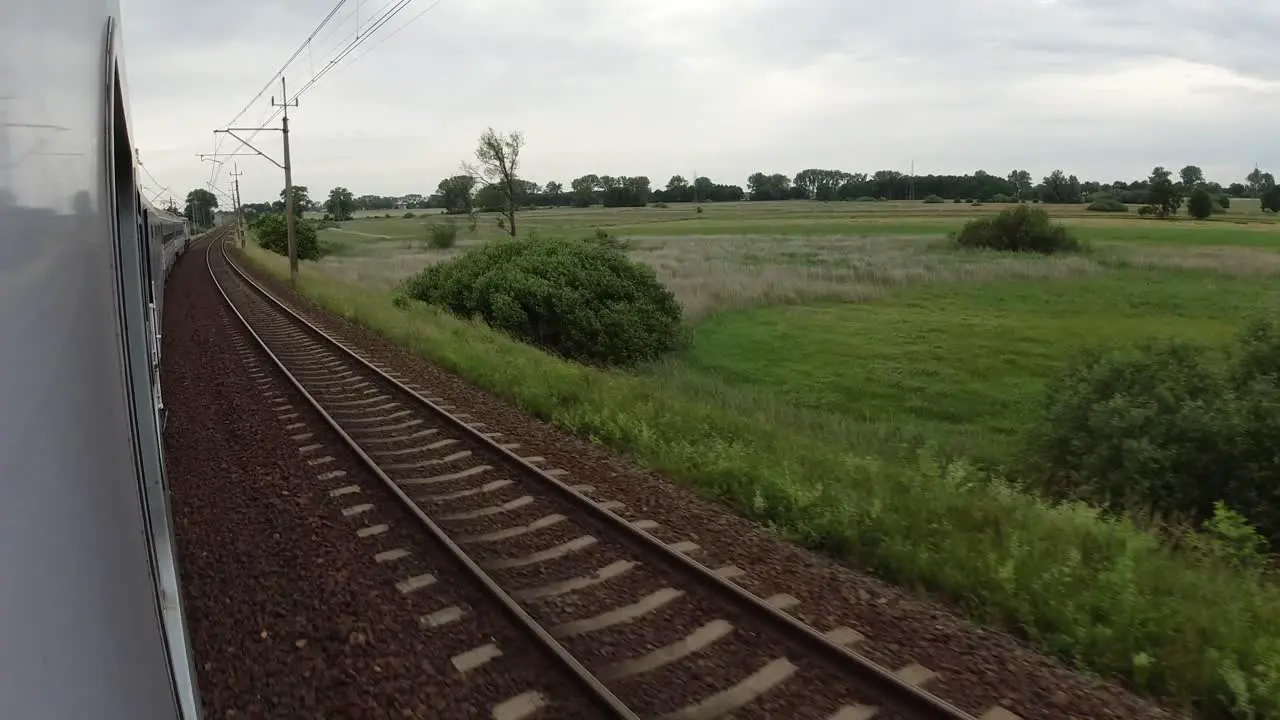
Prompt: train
<box><xmin>1</xmin><ymin>1</ymin><xmax>202</xmax><ymax>718</ymax></box>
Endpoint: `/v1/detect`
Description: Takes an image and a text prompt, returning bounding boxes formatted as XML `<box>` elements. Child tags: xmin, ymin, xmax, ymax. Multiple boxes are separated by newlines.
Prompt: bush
<box><xmin>855</xmin><ymin>196</ymin><xmax>877</xmax><ymax>202</ymax></box>
<box><xmin>953</xmin><ymin>198</ymin><xmax>963</xmax><ymax>203</ymax></box>
<box><xmin>251</xmin><ymin>212</ymin><xmax>322</xmax><ymax>260</ymax></box>
<box><xmin>1187</xmin><ymin>188</ymin><xmax>1215</xmax><ymax>219</ymax></box>
<box><xmin>923</xmin><ymin>194</ymin><xmax>944</xmax><ymax>203</ymax></box>
<box><xmin>1087</xmin><ymin>198</ymin><xmax>1129</xmax><ymax>212</ymax></box>
<box><xmin>426</xmin><ymin>222</ymin><xmax>458</xmax><ymax>249</ymax></box>
<box><xmin>1138</xmin><ymin>205</ymin><xmax>1156</xmax><ymax>217</ymax></box>
<box><xmin>1218</xmin><ymin>195</ymin><xmax>1231</xmax><ymax>210</ymax></box>
<box><xmin>403</xmin><ymin>211</ymin><xmax>416</xmax><ymax>219</ymax></box>
<box><xmin>1023</xmin><ymin>319</ymin><xmax>1280</xmax><ymax>546</ymax></box>
<box><xmin>990</xmin><ymin>193</ymin><xmax>1013</xmax><ymax>203</ymax></box>
<box><xmin>952</xmin><ymin>204</ymin><xmax>1081</xmax><ymax>254</ymax></box>
<box><xmin>402</xmin><ymin>234</ymin><xmax>683</xmax><ymax>367</ymax></box>
<box><xmin>1263</xmin><ymin>187</ymin><xmax>1280</xmax><ymax>213</ymax></box>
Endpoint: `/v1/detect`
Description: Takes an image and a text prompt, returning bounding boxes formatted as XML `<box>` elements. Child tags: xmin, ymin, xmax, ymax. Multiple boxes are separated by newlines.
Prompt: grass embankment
<box><xmin>237</xmin><ymin>239</ymin><xmax>1280</xmax><ymax>718</ymax></box>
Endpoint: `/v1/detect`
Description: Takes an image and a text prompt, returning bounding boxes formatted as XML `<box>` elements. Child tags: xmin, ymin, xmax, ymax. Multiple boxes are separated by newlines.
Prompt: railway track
<box><xmin>207</xmin><ymin>233</ymin><xmax>1020</xmax><ymax>720</ymax></box>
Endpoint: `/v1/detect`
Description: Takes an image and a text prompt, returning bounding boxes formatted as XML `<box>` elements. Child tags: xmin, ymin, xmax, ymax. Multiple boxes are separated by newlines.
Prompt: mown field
<box><xmin>244</xmin><ymin>199</ymin><xmax>1280</xmax><ymax>718</ymax></box>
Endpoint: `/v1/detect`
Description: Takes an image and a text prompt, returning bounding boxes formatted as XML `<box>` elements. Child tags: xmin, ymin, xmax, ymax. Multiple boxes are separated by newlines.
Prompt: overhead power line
<box><xmin>210</xmin><ymin>0</ymin><xmax>439</xmax><ymax>190</ymax></box>
<box><xmin>208</xmin><ymin>0</ymin><xmax>351</xmax><ymax>185</ymax></box>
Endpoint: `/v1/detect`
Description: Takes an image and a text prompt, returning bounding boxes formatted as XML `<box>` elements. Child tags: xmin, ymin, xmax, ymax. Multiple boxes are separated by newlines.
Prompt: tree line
<box><xmin>207</xmin><ymin>128</ymin><xmax>1280</xmax><ymax>226</ymax></box>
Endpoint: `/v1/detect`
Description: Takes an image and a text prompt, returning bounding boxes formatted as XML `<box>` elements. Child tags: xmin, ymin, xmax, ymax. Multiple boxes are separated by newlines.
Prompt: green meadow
<box><xmin>244</xmin><ymin>199</ymin><xmax>1280</xmax><ymax>717</ymax></box>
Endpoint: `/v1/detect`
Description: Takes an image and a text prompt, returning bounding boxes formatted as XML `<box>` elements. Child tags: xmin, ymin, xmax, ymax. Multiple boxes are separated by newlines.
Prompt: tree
<box><xmin>1246</xmin><ymin>167</ymin><xmax>1276</xmax><ymax>198</ymax></box>
<box><xmin>462</xmin><ymin>127</ymin><xmax>524</xmax><ymax>237</ymax></box>
<box><xmin>279</xmin><ymin>185</ymin><xmax>310</xmax><ymax>219</ymax></box>
<box><xmin>1007</xmin><ymin>169</ymin><xmax>1033</xmax><ymax>200</ymax></box>
<box><xmin>1037</xmin><ymin>169</ymin><xmax>1081</xmax><ymax>203</ymax></box>
<box><xmin>435</xmin><ymin>175</ymin><xmax>475</xmax><ymax>215</ymax></box>
<box><xmin>1179</xmin><ymin>165</ymin><xmax>1204</xmax><ymax>189</ymax></box>
<box><xmin>543</xmin><ymin>181</ymin><xmax>565</xmax><ymax>206</ymax></box>
<box><xmin>1146</xmin><ymin>166</ymin><xmax>1182</xmax><ymax>218</ymax></box>
<box><xmin>325</xmin><ymin>186</ymin><xmax>354</xmax><ymax>221</ymax></box>
<box><xmin>184</xmin><ymin>188</ymin><xmax>219</xmax><ymax>228</ymax></box>
<box><xmin>1187</xmin><ymin>187</ymin><xmax>1214</xmax><ymax>219</ymax></box>
<box><xmin>570</xmin><ymin>174</ymin><xmax>600</xmax><ymax>208</ymax></box>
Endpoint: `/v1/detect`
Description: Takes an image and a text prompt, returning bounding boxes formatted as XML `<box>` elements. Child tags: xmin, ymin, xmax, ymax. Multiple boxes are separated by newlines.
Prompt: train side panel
<box><xmin>0</xmin><ymin>3</ymin><xmax>199</xmax><ymax>718</ymax></box>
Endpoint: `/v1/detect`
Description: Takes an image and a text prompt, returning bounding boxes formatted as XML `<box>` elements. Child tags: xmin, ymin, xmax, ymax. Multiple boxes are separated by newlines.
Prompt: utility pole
<box><xmin>273</xmin><ymin>78</ymin><xmax>300</xmax><ymax>286</ymax></box>
<box><xmin>209</xmin><ymin>75</ymin><xmax>300</xmax><ymax>286</ymax></box>
<box><xmin>230</xmin><ymin>164</ymin><xmax>245</xmax><ymax>247</ymax></box>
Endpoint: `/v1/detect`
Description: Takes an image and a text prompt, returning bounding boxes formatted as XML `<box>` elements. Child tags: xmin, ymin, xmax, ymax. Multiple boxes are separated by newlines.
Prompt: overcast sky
<box><xmin>119</xmin><ymin>0</ymin><xmax>1280</xmax><ymax>206</ymax></box>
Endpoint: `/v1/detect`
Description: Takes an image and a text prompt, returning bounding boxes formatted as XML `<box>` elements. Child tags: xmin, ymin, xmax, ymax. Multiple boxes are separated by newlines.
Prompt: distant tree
<box><xmin>601</xmin><ymin>176</ymin><xmax>652</xmax><ymax>207</ymax></box>
<box><xmin>747</xmin><ymin>172</ymin><xmax>792</xmax><ymax>201</ymax></box>
<box><xmin>1038</xmin><ymin>169</ymin><xmax>1082</xmax><ymax>203</ymax></box>
<box><xmin>278</xmin><ymin>185</ymin><xmax>310</xmax><ymax>219</ymax></box>
<box><xmin>184</xmin><ymin>188</ymin><xmax>219</xmax><ymax>228</ymax></box>
<box><xmin>1187</xmin><ymin>187</ymin><xmax>1214</xmax><ymax>219</ymax></box>
<box><xmin>1006</xmin><ymin>169</ymin><xmax>1033</xmax><ymax>199</ymax></box>
<box><xmin>1246</xmin><ymin>167</ymin><xmax>1276</xmax><ymax>198</ymax></box>
<box><xmin>1179</xmin><ymin>165</ymin><xmax>1205</xmax><ymax>189</ymax></box>
<box><xmin>436</xmin><ymin>175</ymin><xmax>475</xmax><ymax>215</ymax></box>
<box><xmin>570</xmin><ymin>174</ymin><xmax>600</xmax><ymax>208</ymax></box>
<box><xmin>475</xmin><ymin>184</ymin><xmax>505</xmax><ymax>213</ymax></box>
<box><xmin>1226</xmin><ymin>182</ymin><xmax>1247</xmax><ymax>197</ymax></box>
<box><xmin>462</xmin><ymin>127</ymin><xmax>524</xmax><ymax>237</ymax></box>
<box><xmin>543</xmin><ymin>180</ymin><xmax>565</xmax><ymax>206</ymax></box>
<box><xmin>324</xmin><ymin>186</ymin><xmax>355</xmax><ymax>221</ymax></box>
<box><xmin>1146</xmin><ymin>166</ymin><xmax>1183</xmax><ymax>218</ymax></box>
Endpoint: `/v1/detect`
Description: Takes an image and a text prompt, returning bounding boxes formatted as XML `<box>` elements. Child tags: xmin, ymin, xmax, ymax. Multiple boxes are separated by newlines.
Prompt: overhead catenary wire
<box><xmin>208</xmin><ymin>0</ymin><xmax>351</xmax><ymax>185</ymax></box>
<box><xmin>209</xmin><ymin>0</ymin><xmax>448</xmax><ymax>193</ymax></box>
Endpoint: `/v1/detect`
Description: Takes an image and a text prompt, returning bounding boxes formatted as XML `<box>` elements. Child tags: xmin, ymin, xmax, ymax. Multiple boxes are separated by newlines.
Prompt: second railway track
<box><xmin>208</xmin><ymin>233</ymin><xmax>1016</xmax><ymax>720</ymax></box>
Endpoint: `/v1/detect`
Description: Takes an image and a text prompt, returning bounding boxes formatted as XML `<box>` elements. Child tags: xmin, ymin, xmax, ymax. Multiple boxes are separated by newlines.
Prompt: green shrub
<box><xmin>251</xmin><ymin>212</ymin><xmax>322</xmax><ymax>260</ymax></box>
<box><xmin>1087</xmin><ymin>198</ymin><xmax>1129</xmax><ymax>212</ymax></box>
<box><xmin>855</xmin><ymin>196</ymin><xmax>877</xmax><ymax>202</ymax></box>
<box><xmin>1263</xmin><ymin>187</ymin><xmax>1280</xmax><ymax>213</ymax></box>
<box><xmin>952</xmin><ymin>204</ymin><xmax>1081</xmax><ymax>254</ymax></box>
<box><xmin>403</xmin><ymin>211</ymin><xmax>416</xmax><ymax>219</ymax></box>
<box><xmin>402</xmin><ymin>234</ymin><xmax>683</xmax><ymax>367</ymax></box>
<box><xmin>1138</xmin><ymin>205</ymin><xmax>1157</xmax><ymax>217</ymax></box>
<box><xmin>1023</xmin><ymin>319</ymin><xmax>1280</xmax><ymax>546</ymax></box>
<box><xmin>990</xmin><ymin>193</ymin><xmax>1013</xmax><ymax>203</ymax></box>
<box><xmin>1188</xmin><ymin>188</ymin><xmax>1215</xmax><ymax>219</ymax></box>
<box><xmin>923</xmin><ymin>194</ymin><xmax>944</xmax><ymax>203</ymax></box>
<box><xmin>953</xmin><ymin>198</ymin><xmax>963</xmax><ymax>203</ymax></box>
<box><xmin>1219</xmin><ymin>195</ymin><xmax>1232</xmax><ymax>210</ymax></box>
<box><xmin>426</xmin><ymin>222</ymin><xmax>458</xmax><ymax>249</ymax></box>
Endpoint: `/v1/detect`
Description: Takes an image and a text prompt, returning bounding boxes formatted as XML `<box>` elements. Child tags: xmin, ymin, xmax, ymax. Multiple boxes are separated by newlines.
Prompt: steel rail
<box><xmin>217</xmin><ymin>238</ymin><xmax>980</xmax><ymax>720</ymax></box>
<box><xmin>204</xmin><ymin>233</ymin><xmax>640</xmax><ymax>720</ymax></box>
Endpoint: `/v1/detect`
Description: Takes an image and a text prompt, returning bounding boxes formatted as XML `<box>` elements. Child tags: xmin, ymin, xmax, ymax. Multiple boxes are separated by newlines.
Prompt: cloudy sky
<box><xmin>119</xmin><ymin>0</ymin><xmax>1280</xmax><ymax>206</ymax></box>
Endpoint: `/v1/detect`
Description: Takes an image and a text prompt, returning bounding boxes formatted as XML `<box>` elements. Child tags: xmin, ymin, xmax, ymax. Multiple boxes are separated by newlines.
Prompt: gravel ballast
<box><xmin>162</xmin><ymin>237</ymin><xmax>603</xmax><ymax>718</ymax></box>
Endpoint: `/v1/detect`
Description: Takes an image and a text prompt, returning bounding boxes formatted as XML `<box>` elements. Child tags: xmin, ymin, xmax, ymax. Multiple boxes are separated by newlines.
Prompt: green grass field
<box><xmin>244</xmin><ymin>199</ymin><xmax>1280</xmax><ymax>717</ymax></box>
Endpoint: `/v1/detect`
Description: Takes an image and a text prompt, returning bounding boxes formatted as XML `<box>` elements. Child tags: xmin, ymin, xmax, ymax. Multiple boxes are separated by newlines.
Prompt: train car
<box><xmin>0</xmin><ymin>2</ymin><xmax>201</xmax><ymax>718</ymax></box>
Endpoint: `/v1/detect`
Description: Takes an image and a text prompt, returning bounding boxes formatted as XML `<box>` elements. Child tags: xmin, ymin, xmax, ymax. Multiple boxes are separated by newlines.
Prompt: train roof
<box><xmin>144</xmin><ymin>200</ymin><xmax>188</xmax><ymax>225</ymax></box>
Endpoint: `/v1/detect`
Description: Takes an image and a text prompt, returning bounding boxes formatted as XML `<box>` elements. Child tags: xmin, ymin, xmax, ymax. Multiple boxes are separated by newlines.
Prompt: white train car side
<box><xmin>0</xmin><ymin>2</ymin><xmax>201</xmax><ymax>718</ymax></box>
